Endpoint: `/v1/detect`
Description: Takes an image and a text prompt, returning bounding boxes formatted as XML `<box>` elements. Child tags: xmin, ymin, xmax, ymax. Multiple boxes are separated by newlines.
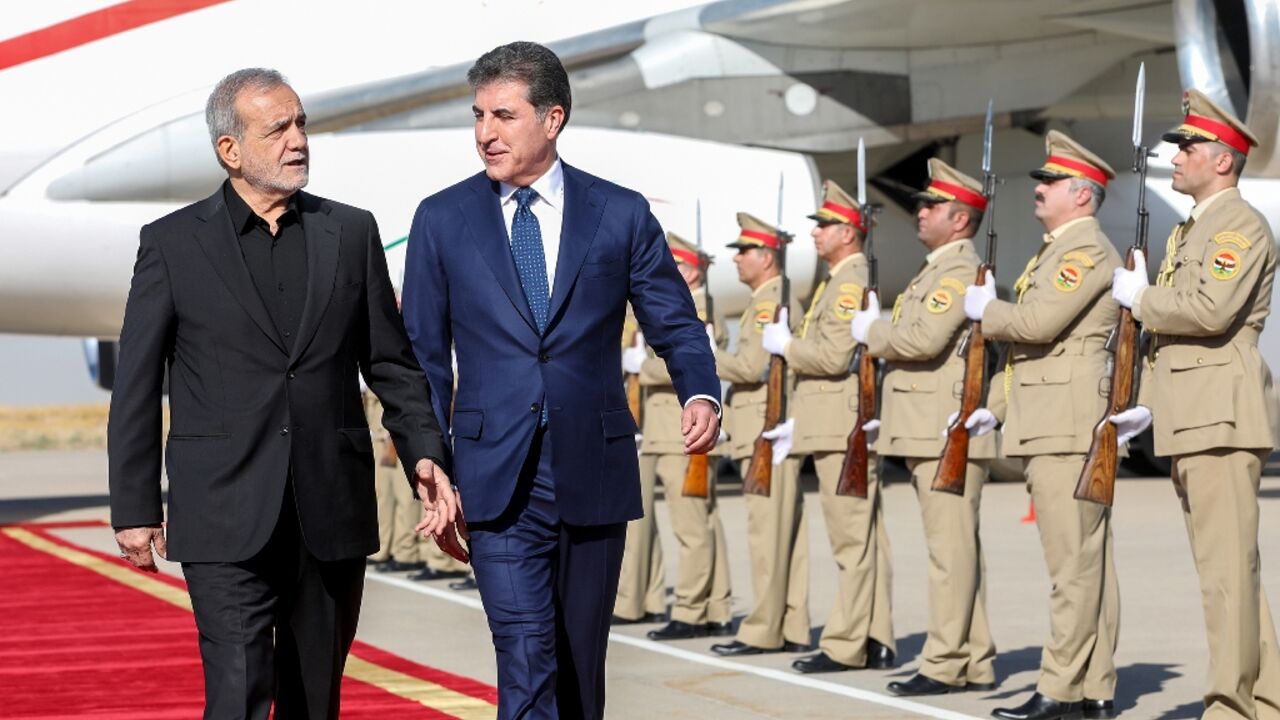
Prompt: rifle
<box><xmin>684</xmin><ymin>199</ymin><xmax>712</xmax><ymax>498</ymax></box>
<box><xmin>625</xmin><ymin>321</ymin><xmax>642</xmax><ymax>427</ymax></box>
<box><xmin>743</xmin><ymin>174</ymin><xmax>790</xmax><ymax>497</ymax></box>
<box><xmin>1076</xmin><ymin>63</ymin><xmax>1151</xmax><ymax>507</ymax></box>
<box><xmin>838</xmin><ymin>138</ymin><xmax>878</xmax><ymax>498</ymax></box>
<box><xmin>934</xmin><ymin>101</ymin><xmax>998</xmax><ymax>495</ymax></box>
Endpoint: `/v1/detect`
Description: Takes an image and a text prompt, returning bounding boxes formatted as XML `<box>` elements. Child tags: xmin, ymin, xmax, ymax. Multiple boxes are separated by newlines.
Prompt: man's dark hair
<box><xmin>468</xmin><ymin>41</ymin><xmax>572</xmax><ymax>130</ymax></box>
<box><xmin>947</xmin><ymin>202</ymin><xmax>984</xmax><ymax>237</ymax></box>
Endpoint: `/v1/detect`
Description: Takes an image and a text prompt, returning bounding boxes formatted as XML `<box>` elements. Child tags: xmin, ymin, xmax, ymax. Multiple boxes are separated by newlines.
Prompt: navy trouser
<box><xmin>469</xmin><ymin>428</ymin><xmax>627</xmax><ymax>720</ymax></box>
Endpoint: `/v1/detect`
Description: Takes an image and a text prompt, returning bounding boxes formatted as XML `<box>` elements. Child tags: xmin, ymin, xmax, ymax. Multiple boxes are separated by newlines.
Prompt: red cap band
<box><xmin>1044</xmin><ymin>155</ymin><xmax>1109</xmax><ymax>186</ymax></box>
<box><xmin>1183</xmin><ymin>114</ymin><xmax>1253</xmax><ymax>155</ymax></box>
<box><xmin>739</xmin><ymin>228</ymin><xmax>781</xmax><ymax>249</ymax></box>
<box><xmin>929</xmin><ymin>180</ymin><xmax>988</xmax><ymax>211</ymax></box>
<box><xmin>820</xmin><ymin>201</ymin><xmax>865</xmax><ymax>230</ymax></box>
<box><xmin>671</xmin><ymin>247</ymin><xmax>702</xmax><ymax>267</ymax></box>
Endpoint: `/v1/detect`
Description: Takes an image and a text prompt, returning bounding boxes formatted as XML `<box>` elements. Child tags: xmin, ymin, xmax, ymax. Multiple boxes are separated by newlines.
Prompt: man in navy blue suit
<box><xmin>402</xmin><ymin>42</ymin><xmax>722</xmax><ymax>719</ymax></box>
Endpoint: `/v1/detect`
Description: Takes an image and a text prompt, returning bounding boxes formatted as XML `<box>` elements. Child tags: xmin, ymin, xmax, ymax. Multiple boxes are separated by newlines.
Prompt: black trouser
<box><xmin>183</xmin><ymin>484</ymin><xmax>365</xmax><ymax>720</ymax></box>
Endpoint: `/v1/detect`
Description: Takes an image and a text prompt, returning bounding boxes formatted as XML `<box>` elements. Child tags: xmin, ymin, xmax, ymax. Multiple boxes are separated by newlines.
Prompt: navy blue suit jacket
<box><xmin>402</xmin><ymin>163</ymin><xmax>720</xmax><ymax>526</ymax></box>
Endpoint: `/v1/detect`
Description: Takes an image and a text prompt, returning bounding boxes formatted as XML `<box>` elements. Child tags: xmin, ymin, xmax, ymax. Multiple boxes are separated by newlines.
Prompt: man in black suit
<box><xmin>108</xmin><ymin>68</ymin><xmax>457</xmax><ymax>720</ymax></box>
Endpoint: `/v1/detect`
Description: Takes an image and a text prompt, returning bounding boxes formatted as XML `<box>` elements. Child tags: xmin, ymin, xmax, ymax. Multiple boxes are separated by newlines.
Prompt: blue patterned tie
<box><xmin>510</xmin><ymin>187</ymin><xmax>550</xmax><ymax>424</ymax></box>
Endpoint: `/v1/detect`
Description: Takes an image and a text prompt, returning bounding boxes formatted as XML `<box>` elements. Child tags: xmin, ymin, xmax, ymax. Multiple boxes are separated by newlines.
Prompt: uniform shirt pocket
<box><xmin>1167</xmin><ymin>345</ymin><xmax>1237</xmax><ymax>431</ymax></box>
<box><xmin>1016</xmin><ymin>356</ymin><xmax>1074</xmax><ymax>439</ymax></box>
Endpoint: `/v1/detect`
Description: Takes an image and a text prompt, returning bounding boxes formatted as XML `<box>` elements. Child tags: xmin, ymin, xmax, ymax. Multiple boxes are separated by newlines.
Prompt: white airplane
<box><xmin>5</xmin><ymin>0</ymin><xmax>1280</xmax><ymax>469</ymax></box>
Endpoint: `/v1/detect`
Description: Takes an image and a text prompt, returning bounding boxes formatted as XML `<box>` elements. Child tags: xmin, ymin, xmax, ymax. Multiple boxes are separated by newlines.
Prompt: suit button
<box><xmin>539</xmin><ymin>353</ymin><xmax>550</xmax><ymax>363</ymax></box>
<box><xmin>1196</xmin><ymin>357</ymin><xmax>1203</xmax><ymax>365</ymax></box>
<box><xmin>279</xmin><ymin>426</ymin><xmax>289</xmax><ymax>436</ymax></box>
<box><xmin>530</xmin><ymin>403</ymin><xmax>540</xmax><ymax>414</ymax></box>
<box><xmin>287</xmin><ymin>371</ymin><xmax>296</xmax><ymax>379</ymax></box>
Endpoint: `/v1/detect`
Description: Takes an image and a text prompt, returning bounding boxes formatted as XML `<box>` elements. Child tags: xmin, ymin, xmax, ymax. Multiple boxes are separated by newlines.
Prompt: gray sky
<box><xmin>0</xmin><ymin>334</ymin><xmax>110</xmax><ymax>406</ymax></box>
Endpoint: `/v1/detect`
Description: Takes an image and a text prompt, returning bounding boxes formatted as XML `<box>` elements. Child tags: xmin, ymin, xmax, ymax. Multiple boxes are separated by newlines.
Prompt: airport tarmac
<box><xmin>3</xmin><ymin>449</ymin><xmax>1278</xmax><ymax>719</ymax></box>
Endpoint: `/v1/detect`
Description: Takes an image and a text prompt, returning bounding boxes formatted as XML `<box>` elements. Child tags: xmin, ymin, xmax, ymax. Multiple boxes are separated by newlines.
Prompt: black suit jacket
<box><xmin>108</xmin><ymin>188</ymin><xmax>447</xmax><ymax>563</ymax></box>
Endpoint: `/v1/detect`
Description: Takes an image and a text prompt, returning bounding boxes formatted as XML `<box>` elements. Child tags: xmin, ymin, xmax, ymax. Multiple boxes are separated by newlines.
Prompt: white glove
<box><xmin>622</xmin><ymin>331</ymin><xmax>646</xmax><ymax>374</ymax></box>
<box><xmin>761</xmin><ymin>308</ymin><xmax>792</xmax><ymax>356</ymax></box>
<box><xmin>706</xmin><ymin>323</ymin><xmax>717</xmax><ymax>354</ymax></box>
<box><xmin>850</xmin><ymin>290</ymin><xmax>881</xmax><ymax>344</ymax></box>
<box><xmin>1109</xmin><ymin>405</ymin><xmax>1153</xmax><ymax>446</ymax></box>
<box><xmin>862</xmin><ymin>418</ymin><xmax>880</xmax><ymax>446</ymax></box>
<box><xmin>760</xmin><ymin>417</ymin><xmax>795</xmax><ymax>466</ymax></box>
<box><xmin>943</xmin><ymin>408</ymin><xmax>998</xmax><ymax>437</ymax></box>
<box><xmin>1111</xmin><ymin>250</ymin><xmax>1148</xmax><ymax>309</ymax></box>
<box><xmin>964</xmin><ymin>270</ymin><xmax>997</xmax><ymax>321</ymax></box>
<box><xmin>716</xmin><ymin>428</ymin><xmax>728</xmax><ymax>446</ymax></box>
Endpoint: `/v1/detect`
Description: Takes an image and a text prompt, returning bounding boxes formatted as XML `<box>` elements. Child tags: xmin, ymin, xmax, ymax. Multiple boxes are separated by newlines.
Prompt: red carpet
<box><xmin>0</xmin><ymin>522</ymin><xmax>496</xmax><ymax>719</ymax></box>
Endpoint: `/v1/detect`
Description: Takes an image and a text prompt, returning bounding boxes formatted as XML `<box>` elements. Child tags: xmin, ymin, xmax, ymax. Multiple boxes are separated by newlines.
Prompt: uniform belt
<box><xmin>1152</xmin><ymin>324</ymin><xmax>1261</xmax><ymax>353</ymax></box>
<box><xmin>1011</xmin><ymin>335</ymin><xmax>1108</xmax><ymax>361</ymax></box>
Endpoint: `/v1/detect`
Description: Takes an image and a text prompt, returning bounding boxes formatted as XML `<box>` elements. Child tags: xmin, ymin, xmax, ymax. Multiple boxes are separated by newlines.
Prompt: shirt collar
<box><xmin>925</xmin><ymin>237</ymin><xmax>973</xmax><ymax>264</ymax></box>
<box><xmin>1043</xmin><ymin>215</ymin><xmax>1094</xmax><ymax>244</ymax></box>
<box><xmin>826</xmin><ymin>251</ymin><xmax>863</xmax><ymax>277</ymax></box>
<box><xmin>500</xmin><ymin>158</ymin><xmax>564</xmax><ymax>212</ymax></box>
<box><xmin>223</xmin><ymin>180</ymin><xmax>299</xmax><ymax>236</ymax></box>
<box><xmin>1190</xmin><ymin>186</ymin><xmax>1237</xmax><ymax>221</ymax></box>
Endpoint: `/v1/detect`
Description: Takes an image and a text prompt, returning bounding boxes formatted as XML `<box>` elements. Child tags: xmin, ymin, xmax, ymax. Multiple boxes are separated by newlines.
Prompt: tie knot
<box><xmin>514</xmin><ymin>187</ymin><xmax>537</xmax><ymax>208</ymax></box>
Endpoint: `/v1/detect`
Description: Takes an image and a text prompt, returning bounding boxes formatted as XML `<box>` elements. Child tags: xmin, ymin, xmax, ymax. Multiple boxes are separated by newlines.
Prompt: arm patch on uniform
<box><xmin>926</xmin><ymin>289</ymin><xmax>953</xmax><ymax>313</ymax></box>
<box><xmin>833</xmin><ymin>294</ymin><xmax>859</xmax><ymax>320</ymax></box>
<box><xmin>1210</xmin><ymin>248</ymin><xmax>1241</xmax><ymax>280</ymax></box>
<box><xmin>754</xmin><ymin>301</ymin><xmax>778</xmax><ymax>332</ymax></box>
<box><xmin>1054</xmin><ymin>264</ymin><xmax>1083</xmax><ymax>292</ymax></box>
<box><xmin>939</xmin><ymin>277</ymin><xmax>967</xmax><ymax>295</ymax></box>
<box><xmin>1213</xmin><ymin>231</ymin><xmax>1251</xmax><ymax>249</ymax></box>
<box><xmin>839</xmin><ymin>282</ymin><xmax>861</xmax><ymax>293</ymax></box>
<box><xmin>1061</xmin><ymin>250</ymin><xmax>1096</xmax><ymax>268</ymax></box>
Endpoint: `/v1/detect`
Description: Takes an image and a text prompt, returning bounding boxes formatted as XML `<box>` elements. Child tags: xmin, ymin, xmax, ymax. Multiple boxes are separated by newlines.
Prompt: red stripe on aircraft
<box><xmin>0</xmin><ymin>0</ymin><xmax>231</xmax><ymax>71</ymax></box>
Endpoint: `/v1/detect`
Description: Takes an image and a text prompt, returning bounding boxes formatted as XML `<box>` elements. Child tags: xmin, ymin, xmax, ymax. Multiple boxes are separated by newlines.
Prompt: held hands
<box><xmin>850</xmin><ymin>290</ymin><xmax>881</xmax><ymax>344</ymax></box>
<box><xmin>760</xmin><ymin>417</ymin><xmax>795</xmax><ymax>466</ymax></box>
<box><xmin>1109</xmin><ymin>405</ymin><xmax>1153</xmax><ymax>446</ymax></box>
<box><xmin>115</xmin><ymin>524</ymin><xmax>167</xmax><ymax>573</ymax></box>
<box><xmin>964</xmin><ymin>270</ymin><xmax>997</xmax><ymax>321</ymax></box>
<box><xmin>761</xmin><ymin>308</ymin><xmax>792</xmax><ymax>357</ymax></box>
<box><xmin>413</xmin><ymin>458</ymin><xmax>469</xmax><ymax>564</ymax></box>
<box><xmin>862</xmin><ymin>418</ymin><xmax>881</xmax><ymax>447</ymax></box>
<box><xmin>682</xmin><ymin>398</ymin><xmax>720</xmax><ymax>455</ymax></box>
<box><xmin>622</xmin><ymin>331</ymin><xmax>647</xmax><ymax>374</ymax></box>
<box><xmin>1111</xmin><ymin>250</ymin><xmax>1148</xmax><ymax>309</ymax></box>
<box><xmin>943</xmin><ymin>408</ymin><xmax>998</xmax><ymax>437</ymax></box>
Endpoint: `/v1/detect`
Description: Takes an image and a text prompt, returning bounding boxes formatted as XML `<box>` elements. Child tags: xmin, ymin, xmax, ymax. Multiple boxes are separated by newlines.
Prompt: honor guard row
<box><xmin>611</xmin><ymin>86</ymin><xmax>1279</xmax><ymax>720</ymax></box>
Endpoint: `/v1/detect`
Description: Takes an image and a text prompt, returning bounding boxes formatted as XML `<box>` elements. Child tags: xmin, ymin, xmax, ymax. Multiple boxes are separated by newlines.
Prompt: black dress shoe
<box><xmin>706</xmin><ymin>621</ymin><xmax>734</xmax><ymax>637</ymax></box>
<box><xmin>887</xmin><ymin>673</ymin><xmax>966</xmax><ymax>696</ymax></box>
<box><xmin>378</xmin><ymin>559</ymin><xmax>426</xmax><ymax>573</ymax></box>
<box><xmin>610</xmin><ymin>612</ymin><xmax>665</xmax><ymax>626</ymax></box>
<box><xmin>992</xmin><ymin>692</ymin><xmax>1083</xmax><ymax>720</ymax></box>
<box><xmin>967</xmin><ymin>680</ymin><xmax>997</xmax><ymax>692</ymax></box>
<box><xmin>866</xmin><ymin>639</ymin><xmax>896</xmax><ymax>669</ymax></box>
<box><xmin>408</xmin><ymin>567</ymin><xmax>470</xmax><ymax>582</ymax></box>
<box><xmin>448</xmin><ymin>576</ymin><xmax>479</xmax><ymax>591</ymax></box>
<box><xmin>711</xmin><ymin>640</ymin><xmax>807</xmax><ymax>656</ymax></box>
<box><xmin>366</xmin><ymin>557</ymin><xmax>389</xmax><ymax>567</ymax></box>
<box><xmin>647</xmin><ymin>621</ymin><xmax>706</xmax><ymax>641</ymax></box>
<box><xmin>792</xmin><ymin>652</ymin><xmax>854</xmax><ymax>674</ymax></box>
<box><xmin>1082</xmin><ymin>699</ymin><xmax>1115</xmax><ymax>719</ymax></box>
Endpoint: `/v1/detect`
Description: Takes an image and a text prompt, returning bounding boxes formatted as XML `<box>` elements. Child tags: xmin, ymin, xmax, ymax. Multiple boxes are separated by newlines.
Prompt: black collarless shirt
<box><xmin>223</xmin><ymin>182</ymin><xmax>308</xmax><ymax>353</ymax></box>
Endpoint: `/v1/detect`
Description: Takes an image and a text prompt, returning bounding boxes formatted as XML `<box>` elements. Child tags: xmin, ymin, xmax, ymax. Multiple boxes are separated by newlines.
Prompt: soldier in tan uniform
<box><xmin>710</xmin><ymin>213</ymin><xmax>811</xmax><ymax>656</ymax></box>
<box><xmin>1111</xmin><ymin>90</ymin><xmax>1280</xmax><ymax>720</ymax></box>
<box><xmin>851</xmin><ymin>161</ymin><xmax>998</xmax><ymax>693</ymax></box>
<box><xmin>758</xmin><ymin>181</ymin><xmax>895</xmax><ymax>673</ymax></box>
<box><xmin>620</xmin><ymin>233</ymin><xmax>735</xmax><ymax>640</ymax></box>
<box><xmin>966</xmin><ymin>132</ymin><xmax>1122</xmax><ymax>720</ymax></box>
<box><xmin>367</xmin><ymin>390</ymin><xmax>426</xmax><ymax>572</ymax></box>
<box><xmin>613</xmin><ymin>306</ymin><xmax>667</xmax><ymax>624</ymax></box>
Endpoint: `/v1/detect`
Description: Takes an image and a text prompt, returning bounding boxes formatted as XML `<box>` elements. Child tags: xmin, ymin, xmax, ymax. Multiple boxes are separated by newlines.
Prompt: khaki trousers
<box><xmin>374</xmin><ymin>458</ymin><xmax>421</xmax><ymax>564</ymax></box>
<box><xmin>811</xmin><ymin>452</ymin><xmax>895</xmax><ymax>665</ymax></box>
<box><xmin>1023</xmin><ymin>454</ymin><xmax>1120</xmax><ymax>702</ymax></box>
<box><xmin>658</xmin><ymin>454</ymin><xmax>733</xmax><ymax>624</ymax></box>
<box><xmin>737</xmin><ymin>457</ymin><xmax>811</xmax><ymax>649</ymax></box>
<box><xmin>906</xmin><ymin>458</ymin><xmax>995</xmax><ymax>685</ymax></box>
<box><xmin>1173</xmin><ymin>449</ymin><xmax>1280</xmax><ymax>720</ymax></box>
<box><xmin>615</xmin><ymin>454</ymin><xmax>668</xmax><ymax>619</ymax></box>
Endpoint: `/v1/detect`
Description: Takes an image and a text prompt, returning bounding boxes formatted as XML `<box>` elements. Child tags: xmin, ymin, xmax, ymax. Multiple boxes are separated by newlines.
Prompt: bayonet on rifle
<box><xmin>838</xmin><ymin>138</ymin><xmax>878</xmax><ymax>498</ymax></box>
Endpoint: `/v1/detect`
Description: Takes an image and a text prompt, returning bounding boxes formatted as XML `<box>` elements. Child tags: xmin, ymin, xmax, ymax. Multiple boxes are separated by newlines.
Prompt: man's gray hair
<box><xmin>1070</xmin><ymin>177</ymin><xmax>1106</xmax><ymax>212</ymax></box>
<box><xmin>205</xmin><ymin>68</ymin><xmax>289</xmax><ymax>167</ymax></box>
<box><xmin>467</xmin><ymin>42</ymin><xmax>572</xmax><ymax>131</ymax></box>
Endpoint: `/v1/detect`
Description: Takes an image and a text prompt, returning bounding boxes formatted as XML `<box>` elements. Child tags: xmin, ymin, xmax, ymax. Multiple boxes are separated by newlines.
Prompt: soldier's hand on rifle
<box><xmin>761</xmin><ymin>308</ymin><xmax>792</xmax><ymax>356</ymax></box>
<box><xmin>760</xmin><ymin>418</ymin><xmax>794</xmax><ymax>466</ymax></box>
<box><xmin>944</xmin><ymin>408</ymin><xmax>998</xmax><ymax>437</ymax></box>
<box><xmin>850</xmin><ymin>290</ymin><xmax>880</xmax><ymax>343</ymax></box>
<box><xmin>1109</xmin><ymin>405</ymin><xmax>1153</xmax><ymax>446</ymax></box>
<box><xmin>964</xmin><ymin>270</ymin><xmax>997</xmax><ymax>321</ymax></box>
<box><xmin>862</xmin><ymin>418</ymin><xmax>881</xmax><ymax>446</ymax></box>
<box><xmin>1111</xmin><ymin>250</ymin><xmax>1148</xmax><ymax>309</ymax></box>
<box><xmin>622</xmin><ymin>331</ymin><xmax>647</xmax><ymax>374</ymax></box>
<box><xmin>706</xmin><ymin>323</ymin><xmax>717</xmax><ymax>354</ymax></box>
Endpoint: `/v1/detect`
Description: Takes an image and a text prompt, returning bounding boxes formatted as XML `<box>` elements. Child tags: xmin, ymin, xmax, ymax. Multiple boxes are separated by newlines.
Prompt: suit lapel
<box><xmin>290</xmin><ymin>193</ymin><xmax>340</xmax><ymax>364</ymax></box>
<box><xmin>464</xmin><ymin>177</ymin><xmax>538</xmax><ymax>333</ymax></box>
<box><xmin>548</xmin><ymin>164</ymin><xmax>605</xmax><ymax>326</ymax></box>
<box><xmin>192</xmin><ymin>191</ymin><xmax>288</xmax><ymax>356</ymax></box>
